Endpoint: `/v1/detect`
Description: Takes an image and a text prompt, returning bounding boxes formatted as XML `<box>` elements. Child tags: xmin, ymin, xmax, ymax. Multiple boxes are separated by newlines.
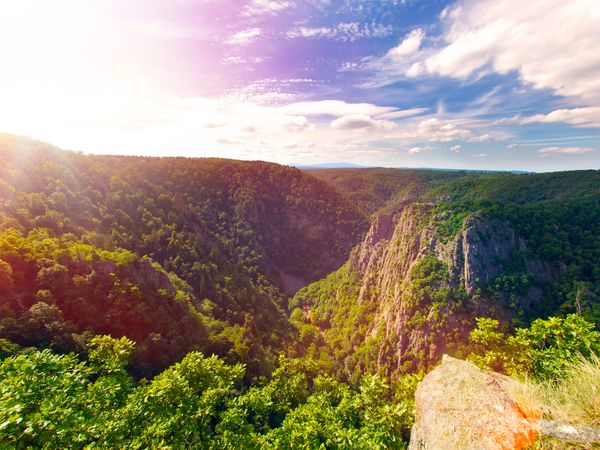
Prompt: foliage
<box><xmin>0</xmin><ymin>339</ymin><xmax>410</xmax><ymax>449</ymax></box>
<box><xmin>467</xmin><ymin>315</ymin><xmax>600</xmax><ymax>380</ymax></box>
<box><xmin>0</xmin><ymin>336</ymin><xmax>134</xmax><ymax>448</ymax></box>
<box><xmin>290</xmin><ymin>254</ymin><xmax>471</xmax><ymax>377</ymax></box>
<box><xmin>0</xmin><ymin>229</ymin><xmax>212</xmax><ymax>376</ymax></box>
<box><xmin>466</xmin><ymin>317</ymin><xmax>528</xmax><ymax>375</ymax></box>
<box><xmin>289</xmin><ymin>264</ymin><xmax>381</xmax><ymax>381</ymax></box>
<box><xmin>514</xmin><ymin>314</ymin><xmax>600</xmax><ymax>379</ymax></box>
<box><xmin>302</xmin><ymin>168</ymin><xmax>599</xmax><ymax>381</ymax></box>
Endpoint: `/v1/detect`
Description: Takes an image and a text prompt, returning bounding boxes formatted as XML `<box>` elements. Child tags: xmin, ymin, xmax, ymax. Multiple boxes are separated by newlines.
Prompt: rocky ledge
<box><xmin>409</xmin><ymin>355</ymin><xmax>538</xmax><ymax>450</ymax></box>
<box><xmin>409</xmin><ymin>356</ymin><xmax>600</xmax><ymax>449</ymax></box>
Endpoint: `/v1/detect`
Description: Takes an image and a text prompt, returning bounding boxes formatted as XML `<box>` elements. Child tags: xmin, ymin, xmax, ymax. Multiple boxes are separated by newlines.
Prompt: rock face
<box><xmin>409</xmin><ymin>355</ymin><xmax>539</xmax><ymax>450</ymax></box>
<box><xmin>345</xmin><ymin>204</ymin><xmax>560</xmax><ymax>373</ymax></box>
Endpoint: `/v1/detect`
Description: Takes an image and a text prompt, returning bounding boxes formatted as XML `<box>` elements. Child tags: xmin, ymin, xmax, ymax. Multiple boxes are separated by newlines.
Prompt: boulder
<box><xmin>409</xmin><ymin>355</ymin><xmax>539</xmax><ymax>450</ymax></box>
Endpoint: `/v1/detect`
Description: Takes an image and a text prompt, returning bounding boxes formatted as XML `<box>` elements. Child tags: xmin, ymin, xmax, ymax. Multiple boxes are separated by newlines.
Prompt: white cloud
<box><xmin>473</xmin><ymin>153</ymin><xmax>488</xmax><ymax>158</ymax></box>
<box><xmin>507</xmin><ymin>143</ymin><xmax>517</xmax><ymax>149</ymax></box>
<box><xmin>243</xmin><ymin>0</ymin><xmax>292</xmax><ymax>16</ymax></box>
<box><xmin>226</xmin><ymin>28</ymin><xmax>262</xmax><ymax>45</ymax></box>
<box><xmin>538</xmin><ymin>146</ymin><xmax>594</xmax><ymax>155</ymax></box>
<box><xmin>469</xmin><ymin>133</ymin><xmax>492</xmax><ymax>142</ymax></box>
<box><xmin>223</xmin><ymin>55</ymin><xmax>267</xmax><ymax>65</ymax></box>
<box><xmin>416</xmin><ymin>118</ymin><xmax>471</xmax><ymax>141</ymax></box>
<box><xmin>450</xmin><ymin>144</ymin><xmax>461</xmax><ymax>152</ymax></box>
<box><xmin>406</xmin><ymin>117</ymin><xmax>491</xmax><ymax>142</ymax></box>
<box><xmin>287</xmin><ymin>26</ymin><xmax>328</xmax><ymax>38</ymax></box>
<box><xmin>218</xmin><ymin>137</ymin><xmax>243</xmax><ymax>145</ymax></box>
<box><xmin>281</xmin><ymin>100</ymin><xmax>395</xmax><ymax>117</ymax></box>
<box><xmin>376</xmin><ymin>108</ymin><xmax>429</xmax><ymax>119</ymax></box>
<box><xmin>287</xmin><ymin>22</ymin><xmax>392</xmax><ymax>41</ymax></box>
<box><xmin>279</xmin><ymin>115</ymin><xmax>313</xmax><ymax>131</ymax></box>
<box><xmin>387</xmin><ymin>28</ymin><xmax>425</xmax><ymax>58</ymax></box>
<box><xmin>381</xmin><ymin>116</ymin><xmax>503</xmax><ymax>145</ymax></box>
<box><xmin>408</xmin><ymin>146</ymin><xmax>424</xmax><ymax>154</ymax></box>
<box><xmin>330</xmin><ymin>114</ymin><xmax>396</xmax><ymax>131</ymax></box>
<box><xmin>521</xmin><ymin>106</ymin><xmax>600</xmax><ymax>128</ymax></box>
<box><xmin>384</xmin><ymin>0</ymin><xmax>600</xmax><ymax>104</ymax></box>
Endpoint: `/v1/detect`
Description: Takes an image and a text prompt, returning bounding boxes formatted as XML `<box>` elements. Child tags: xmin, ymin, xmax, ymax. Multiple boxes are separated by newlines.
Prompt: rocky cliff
<box><xmin>294</xmin><ymin>202</ymin><xmax>565</xmax><ymax>376</ymax></box>
<box><xmin>348</xmin><ymin>204</ymin><xmax>549</xmax><ymax>372</ymax></box>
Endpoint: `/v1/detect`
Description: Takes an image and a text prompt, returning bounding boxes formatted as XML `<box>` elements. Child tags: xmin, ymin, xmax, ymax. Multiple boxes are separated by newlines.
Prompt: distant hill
<box><xmin>294</xmin><ymin>162</ymin><xmax>366</xmax><ymax>169</ymax></box>
<box><xmin>310</xmin><ymin>167</ymin><xmax>600</xmax><ymax>215</ymax></box>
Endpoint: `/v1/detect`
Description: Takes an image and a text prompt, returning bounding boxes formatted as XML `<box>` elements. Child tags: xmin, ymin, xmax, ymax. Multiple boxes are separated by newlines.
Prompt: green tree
<box><xmin>514</xmin><ymin>314</ymin><xmax>600</xmax><ymax>379</ymax></box>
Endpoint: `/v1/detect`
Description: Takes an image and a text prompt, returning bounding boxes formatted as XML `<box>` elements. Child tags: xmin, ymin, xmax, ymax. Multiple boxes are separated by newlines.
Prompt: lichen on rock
<box><xmin>409</xmin><ymin>355</ymin><xmax>539</xmax><ymax>450</ymax></box>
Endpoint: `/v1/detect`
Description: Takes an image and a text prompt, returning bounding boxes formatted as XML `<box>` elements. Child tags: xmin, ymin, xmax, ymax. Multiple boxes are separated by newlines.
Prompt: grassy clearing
<box><xmin>510</xmin><ymin>354</ymin><xmax>600</xmax><ymax>449</ymax></box>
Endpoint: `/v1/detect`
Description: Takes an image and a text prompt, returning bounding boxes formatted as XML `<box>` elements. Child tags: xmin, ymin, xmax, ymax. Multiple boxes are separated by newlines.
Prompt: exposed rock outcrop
<box><xmin>540</xmin><ymin>420</ymin><xmax>600</xmax><ymax>444</ymax></box>
<box><xmin>409</xmin><ymin>355</ymin><xmax>539</xmax><ymax>450</ymax></box>
<box><xmin>126</xmin><ymin>257</ymin><xmax>175</xmax><ymax>293</ymax></box>
<box><xmin>346</xmin><ymin>205</ymin><xmax>561</xmax><ymax>373</ymax></box>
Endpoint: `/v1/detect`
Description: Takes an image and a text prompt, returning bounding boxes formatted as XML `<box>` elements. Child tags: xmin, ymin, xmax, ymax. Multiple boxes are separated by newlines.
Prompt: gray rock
<box><xmin>408</xmin><ymin>355</ymin><xmax>539</xmax><ymax>450</ymax></box>
<box><xmin>540</xmin><ymin>420</ymin><xmax>600</xmax><ymax>444</ymax></box>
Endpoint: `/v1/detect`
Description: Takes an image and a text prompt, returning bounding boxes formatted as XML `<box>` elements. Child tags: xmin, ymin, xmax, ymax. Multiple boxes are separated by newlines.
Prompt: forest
<box><xmin>0</xmin><ymin>134</ymin><xmax>598</xmax><ymax>448</ymax></box>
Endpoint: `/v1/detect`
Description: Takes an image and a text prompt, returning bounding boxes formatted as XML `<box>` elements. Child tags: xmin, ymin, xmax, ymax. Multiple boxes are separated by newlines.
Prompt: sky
<box><xmin>0</xmin><ymin>0</ymin><xmax>599</xmax><ymax>171</ymax></box>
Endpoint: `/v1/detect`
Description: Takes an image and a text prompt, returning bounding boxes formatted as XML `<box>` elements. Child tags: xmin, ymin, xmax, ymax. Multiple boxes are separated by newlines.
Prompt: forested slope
<box><xmin>0</xmin><ymin>134</ymin><xmax>367</xmax><ymax>375</ymax></box>
<box><xmin>0</xmin><ymin>136</ymin><xmax>599</xmax><ymax>448</ymax></box>
<box><xmin>293</xmin><ymin>168</ymin><xmax>600</xmax><ymax>380</ymax></box>
<box><xmin>309</xmin><ymin>167</ymin><xmax>600</xmax><ymax>215</ymax></box>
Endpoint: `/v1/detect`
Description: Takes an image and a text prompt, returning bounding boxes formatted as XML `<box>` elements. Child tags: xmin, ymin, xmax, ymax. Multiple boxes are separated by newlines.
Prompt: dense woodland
<box><xmin>0</xmin><ymin>134</ymin><xmax>366</xmax><ymax>377</ymax></box>
<box><xmin>310</xmin><ymin>167</ymin><xmax>600</xmax><ymax>215</ymax></box>
<box><xmin>0</xmin><ymin>135</ymin><xmax>598</xmax><ymax>448</ymax></box>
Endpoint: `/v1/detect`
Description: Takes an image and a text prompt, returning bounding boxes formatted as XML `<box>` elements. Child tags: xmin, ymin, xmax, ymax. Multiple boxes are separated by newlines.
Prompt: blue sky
<box><xmin>0</xmin><ymin>0</ymin><xmax>598</xmax><ymax>171</ymax></box>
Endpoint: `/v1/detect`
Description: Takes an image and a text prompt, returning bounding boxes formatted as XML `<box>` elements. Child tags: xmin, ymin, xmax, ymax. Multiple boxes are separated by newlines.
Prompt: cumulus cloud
<box><xmin>472</xmin><ymin>153</ymin><xmax>488</xmax><ymax>158</ymax></box>
<box><xmin>382</xmin><ymin>116</ymin><xmax>500</xmax><ymax>145</ymax></box>
<box><xmin>281</xmin><ymin>115</ymin><xmax>313</xmax><ymax>131</ymax></box>
<box><xmin>287</xmin><ymin>22</ymin><xmax>392</xmax><ymax>41</ymax></box>
<box><xmin>408</xmin><ymin>146</ymin><xmax>425</xmax><ymax>154</ymax></box>
<box><xmin>330</xmin><ymin>114</ymin><xmax>396</xmax><ymax>131</ymax></box>
<box><xmin>507</xmin><ymin>143</ymin><xmax>517</xmax><ymax>149</ymax></box>
<box><xmin>226</xmin><ymin>28</ymin><xmax>262</xmax><ymax>45</ymax></box>
<box><xmin>450</xmin><ymin>144</ymin><xmax>461</xmax><ymax>152</ymax></box>
<box><xmin>416</xmin><ymin>118</ymin><xmax>471</xmax><ymax>141</ymax></box>
<box><xmin>384</xmin><ymin>0</ymin><xmax>600</xmax><ymax>104</ymax></box>
<box><xmin>469</xmin><ymin>133</ymin><xmax>492</xmax><ymax>142</ymax></box>
<box><xmin>538</xmin><ymin>146</ymin><xmax>594</xmax><ymax>155</ymax></box>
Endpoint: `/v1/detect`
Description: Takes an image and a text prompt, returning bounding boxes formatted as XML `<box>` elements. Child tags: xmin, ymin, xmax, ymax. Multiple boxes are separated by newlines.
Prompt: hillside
<box><xmin>309</xmin><ymin>167</ymin><xmax>600</xmax><ymax>215</ymax></box>
<box><xmin>0</xmin><ymin>134</ymin><xmax>367</xmax><ymax>375</ymax></box>
<box><xmin>0</xmin><ymin>137</ymin><xmax>598</xmax><ymax>448</ymax></box>
<box><xmin>291</xmin><ymin>169</ymin><xmax>600</xmax><ymax>380</ymax></box>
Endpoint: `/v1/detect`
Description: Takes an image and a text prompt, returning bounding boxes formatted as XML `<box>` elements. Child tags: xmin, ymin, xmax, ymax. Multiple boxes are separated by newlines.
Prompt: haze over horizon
<box><xmin>0</xmin><ymin>0</ymin><xmax>599</xmax><ymax>171</ymax></box>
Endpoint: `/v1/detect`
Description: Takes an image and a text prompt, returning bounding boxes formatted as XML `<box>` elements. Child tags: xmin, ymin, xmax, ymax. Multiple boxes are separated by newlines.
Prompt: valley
<box><xmin>0</xmin><ymin>135</ymin><xmax>598</xmax><ymax>448</ymax></box>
